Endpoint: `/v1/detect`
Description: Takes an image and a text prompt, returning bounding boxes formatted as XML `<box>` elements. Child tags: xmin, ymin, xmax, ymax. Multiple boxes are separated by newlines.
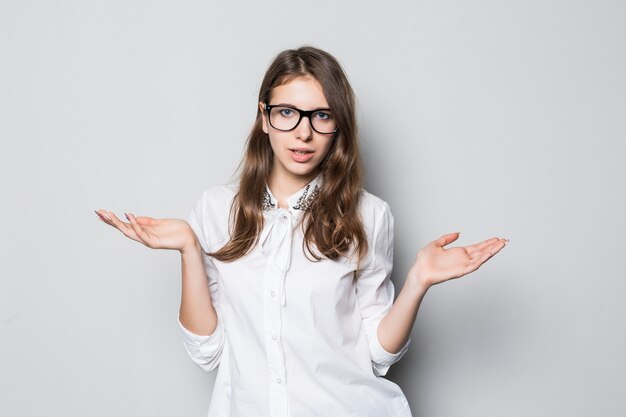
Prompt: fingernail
<box><xmin>124</xmin><ymin>213</ymin><xmax>130</xmax><ymax>221</ymax></box>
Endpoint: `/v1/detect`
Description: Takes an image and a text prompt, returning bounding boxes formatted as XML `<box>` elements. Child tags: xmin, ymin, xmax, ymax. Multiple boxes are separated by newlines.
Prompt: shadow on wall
<box><xmin>387</xmin><ymin>268</ymin><xmax>523</xmax><ymax>414</ymax></box>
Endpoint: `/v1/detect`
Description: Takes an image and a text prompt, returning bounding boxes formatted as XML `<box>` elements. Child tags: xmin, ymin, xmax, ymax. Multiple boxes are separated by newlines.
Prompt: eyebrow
<box><xmin>272</xmin><ymin>102</ymin><xmax>331</xmax><ymax>111</ymax></box>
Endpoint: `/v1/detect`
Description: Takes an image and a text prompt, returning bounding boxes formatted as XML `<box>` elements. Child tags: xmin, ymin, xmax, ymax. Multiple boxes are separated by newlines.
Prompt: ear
<box><xmin>259</xmin><ymin>101</ymin><xmax>269</xmax><ymax>134</ymax></box>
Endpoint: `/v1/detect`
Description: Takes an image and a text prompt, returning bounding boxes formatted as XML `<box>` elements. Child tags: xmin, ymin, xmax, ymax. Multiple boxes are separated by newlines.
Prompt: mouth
<box><xmin>290</xmin><ymin>148</ymin><xmax>314</xmax><ymax>155</ymax></box>
<box><xmin>289</xmin><ymin>148</ymin><xmax>316</xmax><ymax>163</ymax></box>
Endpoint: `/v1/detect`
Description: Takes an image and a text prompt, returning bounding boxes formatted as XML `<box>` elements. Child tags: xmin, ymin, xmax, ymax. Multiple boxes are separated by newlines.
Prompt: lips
<box><xmin>289</xmin><ymin>148</ymin><xmax>315</xmax><ymax>163</ymax></box>
<box><xmin>290</xmin><ymin>148</ymin><xmax>314</xmax><ymax>154</ymax></box>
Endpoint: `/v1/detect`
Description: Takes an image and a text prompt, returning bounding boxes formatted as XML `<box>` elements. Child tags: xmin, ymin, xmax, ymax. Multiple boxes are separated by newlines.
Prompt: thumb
<box><xmin>433</xmin><ymin>232</ymin><xmax>461</xmax><ymax>248</ymax></box>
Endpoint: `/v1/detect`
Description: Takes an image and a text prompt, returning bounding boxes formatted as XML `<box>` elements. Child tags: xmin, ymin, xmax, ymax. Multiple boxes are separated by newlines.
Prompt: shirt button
<box><xmin>271</xmin><ymin>334</ymin><xmax>277</xmax><ymax>341</ymax></box>
<box><xmin>276</xmin><ymin>378</ymin><xmax>282</xmax><ymax>384</ymax></box>
<box><xmin>270</xmin><ymin>290</ymin><xmax>275</xmax><ymax>297</ymax></box>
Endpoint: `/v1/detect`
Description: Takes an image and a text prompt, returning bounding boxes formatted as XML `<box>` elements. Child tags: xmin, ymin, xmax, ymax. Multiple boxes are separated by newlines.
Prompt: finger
<box><xmin>433</xmin><ymin>232</ymin><xmax>461</xmax><ymax>248</ymax></box>
<box><xmin>483</xmin><ymin>239</ymin><xmax>507</xmax><ymax>257</ymax></box>
<box><xmin>95</xmin><ymin>209</ymin><xmax>112</xmax><ymax>223</ymax></box>
<box><xmin>464</xmin><ymin>237</ymin><xmax>501</xmax><ymax>253</ymax></box>
<box><xmin>125</xmin><ymin>213</ymin><xmax>153</xmax><ymax>247</ymax></box>
<box><xmin>466</xmin><ymin>237</ymin><xmax>509</xmax><ymax>257</ymax></box>
<box><xmin>464</xmin><ymin>250</ymin><xmax>494</xmax><ymax>274</ymax></box>
<box><xmin>465</xmin><ymin>240</ymin><xmax>507</xmax><ymax>272</ymax></box>
<box><xmin>107</xmin><ymin>211</ymin><xmax>139</xmax><ymax>239</ymax></box>
<box><xmin>133</xmin><ymin>216</ymin><xmax>154</xmax><ymax>226</ymax></box>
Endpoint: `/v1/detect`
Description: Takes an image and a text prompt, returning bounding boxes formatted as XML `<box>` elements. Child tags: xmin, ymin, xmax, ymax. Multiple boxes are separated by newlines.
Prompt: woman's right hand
<box><xmin>95</xmin><ymin>209</ymin><xmax>198</xmax><ymax>253</ymax></box>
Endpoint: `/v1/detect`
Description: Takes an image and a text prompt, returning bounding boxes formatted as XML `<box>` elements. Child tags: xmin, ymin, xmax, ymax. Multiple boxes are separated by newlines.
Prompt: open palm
<box><xmin>410</xmin><ymin>232</ymin><xmax>508</xmax><ymax>288</ymax></box>
<box><xmin>95</xmin><ymin>209</ymin><xmax>195</xmax><ymax>252</ymax></box>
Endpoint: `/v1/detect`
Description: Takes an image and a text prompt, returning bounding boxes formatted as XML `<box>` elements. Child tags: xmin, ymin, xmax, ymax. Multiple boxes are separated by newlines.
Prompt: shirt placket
<box><xmin>262</xmin><ymin>208</ymin><xmax>293</xmax><ymax>417</ymax></box>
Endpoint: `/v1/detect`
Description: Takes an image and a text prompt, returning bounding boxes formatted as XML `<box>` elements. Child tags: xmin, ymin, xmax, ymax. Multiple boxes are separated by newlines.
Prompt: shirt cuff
<box><xmin>371</xmin><ymin>333</ymin><xmax>411</xmax><ymax>366</ymax></box>
<box><xmin>177</xmin><ymin>313</ymin><xmax>223</xmax><ymax>347</ymax></box>
<box><xmin>369</xmin><ymin>334</ymin><xmax>410</xmax><ymax>377</ymax></box>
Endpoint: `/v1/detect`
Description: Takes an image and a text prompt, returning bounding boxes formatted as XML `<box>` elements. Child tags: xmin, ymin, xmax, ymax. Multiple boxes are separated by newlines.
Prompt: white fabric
<box><xmin>180</xmin><ymin>172</ymin><xmax>412</xmax><ymax>417</ymax></box>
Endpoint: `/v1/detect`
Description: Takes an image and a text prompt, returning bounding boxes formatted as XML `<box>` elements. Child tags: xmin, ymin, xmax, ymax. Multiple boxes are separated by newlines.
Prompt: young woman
<box><xmin>95</xmin><ymin>46</ymin><xmax>507</xmax><ymax>417</ymax></box>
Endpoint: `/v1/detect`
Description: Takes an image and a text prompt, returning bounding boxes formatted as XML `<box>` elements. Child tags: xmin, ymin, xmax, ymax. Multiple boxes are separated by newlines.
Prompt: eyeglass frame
<box><xmin>264</xmin><ymin>103</ymin><xmax>339</xmax><ymax>135</ymax></box>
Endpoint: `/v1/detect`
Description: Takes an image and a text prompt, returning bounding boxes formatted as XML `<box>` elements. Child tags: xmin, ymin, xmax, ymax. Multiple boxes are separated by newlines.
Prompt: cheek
<box><xmin>267</xmin><ymin>132</ymin><xmax>286</xmax><ymax>154</ymax></box>
<box><xmin>267</xmin><ymin>136</ymin><xmax>278</xmax><ymax>153</ymax></box>
<box><xmin>318</xmin><ymin>138</ymin><xmax>335</xmax><ymax>159</ymax></box>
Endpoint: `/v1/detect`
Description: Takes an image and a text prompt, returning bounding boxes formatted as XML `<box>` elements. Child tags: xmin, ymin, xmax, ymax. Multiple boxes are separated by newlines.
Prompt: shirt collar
<box><xmin>262</xmin><ymin>171</ymin><xmax>323</xmax><ymax>214</ymax></box>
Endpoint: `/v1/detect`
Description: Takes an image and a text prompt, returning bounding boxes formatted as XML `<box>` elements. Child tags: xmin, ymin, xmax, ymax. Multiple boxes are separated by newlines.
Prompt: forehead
<box><xmin>270</xmin><ymin>76</ymin><xmax>329</xmax><ymax>109</ymax></box>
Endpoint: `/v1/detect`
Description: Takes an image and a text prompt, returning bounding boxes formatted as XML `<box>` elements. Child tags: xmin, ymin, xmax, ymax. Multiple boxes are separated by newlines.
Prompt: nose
<box><xmin>294</xmin><ymin>115</ymin><xmax>313</xmax><ymax>141</ymax></box>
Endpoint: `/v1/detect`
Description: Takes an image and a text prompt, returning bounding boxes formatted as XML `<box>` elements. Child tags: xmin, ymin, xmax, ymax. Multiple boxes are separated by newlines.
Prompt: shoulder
<box><xmin>192</xmin><ymin>182</ymin><xmax>240</xmax><ymax>217</ymax></box>
<box><xmin>355</xmin><ymin>189</ymin><xmax>394</xmax><ymax>269</ymax></box>
<box><xmin>197</xmin><ymin>182</ymin><xmax>239</xmax><ymax>205</ymax></box>
<box><xmin>357</xmin><ymin>188</ymin><xmax>393</xmax><ymax>237</ymax></box>
<box><xmin>191</xmin><ymin>182</ymin><xmax>239</xmax><ymax>249</ymax></box>
<box><xmin>358</xmin><ymin>188</ymin><xmax>392</xmax><ymax>221</ymax></box>
<box><xmin>194</xmin><ymin>182</ymin><xmax>240</xmax><ymax>214</ymax></box>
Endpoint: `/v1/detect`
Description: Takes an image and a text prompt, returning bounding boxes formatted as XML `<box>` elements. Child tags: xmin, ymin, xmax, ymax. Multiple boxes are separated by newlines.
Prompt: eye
<box><xmin>279</xmin><ymin>108</ymin><xmax>295</xmax><ymax>117</ymax></box>
<box><xmin>314</xmin><ymin>111</ymin><xmax>332</xmax><ymax>120</ymax></box>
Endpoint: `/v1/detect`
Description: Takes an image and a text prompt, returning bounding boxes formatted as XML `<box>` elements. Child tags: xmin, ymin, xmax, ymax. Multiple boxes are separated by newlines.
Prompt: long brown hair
<box><xmin>209</xmin><ymin>45</ymin><xmax>368</xmax><ymax>266</ymax></box>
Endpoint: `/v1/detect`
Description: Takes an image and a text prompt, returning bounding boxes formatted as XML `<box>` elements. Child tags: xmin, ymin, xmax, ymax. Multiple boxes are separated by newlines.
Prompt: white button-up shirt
<box><xmin>180</xmin><ymin>172</ymin><xmax>412</xmax><ymax>417</ymax></box>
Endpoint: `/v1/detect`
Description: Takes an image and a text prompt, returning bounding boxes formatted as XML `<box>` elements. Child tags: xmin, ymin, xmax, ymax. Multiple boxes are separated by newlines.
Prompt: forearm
<box><xmin>179</xmin><ymin>238</ymin><xmax>218</xmax><ymax>336</ymax></box>
<box><xmin>377</xmin><ymin>268</ymin><xmax>429</xmax><ymax>354</ymax></box>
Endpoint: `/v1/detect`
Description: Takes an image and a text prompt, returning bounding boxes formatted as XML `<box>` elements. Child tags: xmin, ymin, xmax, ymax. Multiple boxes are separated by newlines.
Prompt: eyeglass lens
<box><xmin>269</xmin><ymin>107</ymin><xmax>337</xmax><ymax>134</ymax></box>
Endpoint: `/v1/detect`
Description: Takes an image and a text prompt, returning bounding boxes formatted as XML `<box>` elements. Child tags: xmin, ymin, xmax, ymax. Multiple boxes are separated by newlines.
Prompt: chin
<box><xmin>285</xmin><ymin>162</ymin><xmax>320</xmax><ymax>178</ymax></box>
<box><xmin>290</xmin><ymin>167</ymin><xmax>318</xmax><ymax>178</ymax></box>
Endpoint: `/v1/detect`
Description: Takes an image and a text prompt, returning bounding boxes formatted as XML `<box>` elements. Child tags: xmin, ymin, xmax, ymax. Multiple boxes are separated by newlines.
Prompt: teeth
<box><xmin>294</xmin><ymin>150</ymin><xmax>311</xmax><ymax>154</ymax></box>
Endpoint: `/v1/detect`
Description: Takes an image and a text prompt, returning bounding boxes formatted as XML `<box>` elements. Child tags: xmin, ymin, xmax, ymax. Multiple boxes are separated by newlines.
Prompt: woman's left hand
<box><xmin>407</xmin><ymin>232</ymin><xmax>508</xmax><ymax>290</ymax></box>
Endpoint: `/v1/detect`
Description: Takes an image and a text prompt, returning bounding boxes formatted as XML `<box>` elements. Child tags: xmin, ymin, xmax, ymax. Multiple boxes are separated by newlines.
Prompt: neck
<box><xmin>267</xmin><ymin>169</ymin><xmax>319</xmax><ymax>208</ymax></box>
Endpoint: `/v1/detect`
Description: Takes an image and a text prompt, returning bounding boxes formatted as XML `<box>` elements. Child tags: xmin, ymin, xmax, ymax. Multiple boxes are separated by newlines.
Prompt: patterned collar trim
<box><xmin>291</xmin><ymin>182</ymin><xmax>321</xmax><ymax>210</ymax></box>
<box><xmin>261</xmin><ymin>189</ymin><xmax>277</xmax><ymax>211</ymax></box>
<box><xmin>262</xmin><ymin>174</ymin><xmax>323</xmax><ymax>212</ymax></box>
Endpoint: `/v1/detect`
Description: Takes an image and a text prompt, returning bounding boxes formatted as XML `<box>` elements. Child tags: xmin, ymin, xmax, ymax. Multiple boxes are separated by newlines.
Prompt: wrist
<box><xmin>180</xmin><ymin>235</ymin><xmax>202</xmax><ymax>256</ymax></box>
<box><xmin>406</xmin><ymin>265</ymin><xmax>431</xmax><ymax>295</ymax></box>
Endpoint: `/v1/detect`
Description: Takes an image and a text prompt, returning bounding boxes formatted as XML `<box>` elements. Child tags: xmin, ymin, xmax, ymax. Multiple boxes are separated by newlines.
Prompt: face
<box><xmin>259</xmin><ymin>76</ymin><xmax>335</xmax><ymax>187</ymax></box>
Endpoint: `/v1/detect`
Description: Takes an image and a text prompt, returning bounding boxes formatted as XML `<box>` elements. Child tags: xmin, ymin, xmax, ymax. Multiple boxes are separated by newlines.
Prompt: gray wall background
<box><xmin>1</xmin><ymin>0</ymin><xmax>624</xmax><ymax>416</ymax></box>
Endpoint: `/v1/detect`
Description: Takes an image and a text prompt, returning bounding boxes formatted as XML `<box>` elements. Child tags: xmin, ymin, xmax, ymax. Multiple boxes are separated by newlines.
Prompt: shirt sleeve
<box><xmin>355</xmin><ymin>201</ymin><xmax>410</xmax><ymax>377</ymax></box>
<box><xmin>177</xmin><ymin>189</ymin><xmax>226</xmax><ymax>373</ymax></box>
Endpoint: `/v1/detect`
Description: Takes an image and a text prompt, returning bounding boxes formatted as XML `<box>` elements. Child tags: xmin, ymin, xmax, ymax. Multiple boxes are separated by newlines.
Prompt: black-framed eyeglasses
<box><xmin>264</xmin><ymin>103</ymin><xmax>338</xmax><ymax>135</ymax></box>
